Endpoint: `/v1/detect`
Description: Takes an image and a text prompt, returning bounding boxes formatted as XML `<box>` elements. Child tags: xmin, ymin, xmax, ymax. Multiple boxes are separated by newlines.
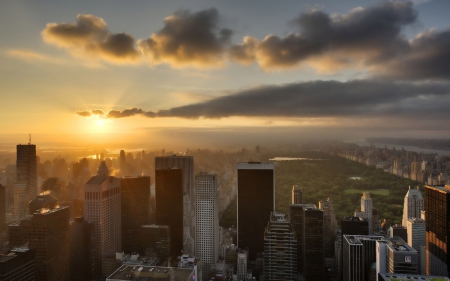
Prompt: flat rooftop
<box><xmin>378</xmin><ymin>273</ymin><xmax>450</xmax><ymax>281</ymax></box>
<box><xmin>107</xmin><ymin>265</ymin><xmax>194</xmax><ymax>281</ymax></box>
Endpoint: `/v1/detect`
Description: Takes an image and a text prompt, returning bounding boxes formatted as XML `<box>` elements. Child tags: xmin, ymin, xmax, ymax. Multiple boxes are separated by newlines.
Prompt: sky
<box><xmin>1</xmin><ymin>0</ymin><xmax>449</xmax><ymax>148</ymax></box>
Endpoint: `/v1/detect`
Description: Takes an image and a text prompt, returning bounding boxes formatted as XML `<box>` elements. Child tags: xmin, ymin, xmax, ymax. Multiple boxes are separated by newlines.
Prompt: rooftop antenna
<box><xmin>28</xmin><ymin>134</ymin><xmax>31</xmax><ymax>145</ymax></box>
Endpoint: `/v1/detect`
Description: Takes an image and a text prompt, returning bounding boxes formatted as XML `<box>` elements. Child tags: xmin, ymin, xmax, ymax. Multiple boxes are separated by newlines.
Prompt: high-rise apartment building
<box><xmin>263</xmin><ymin>212</ymin><xmax>297</xmax><ymax>281</ymax></box>
<box><xmin>236</xmin><ymin>250</ymin><xmax>248</xmax><ymax>281</ymax></box>
<box><xmin>155</xmin><ymin>168</ymin><xmax>183</xmax><ymax>260</ymax></box>
<box><xmin>14</xmin><ymin>144</ymin><xmax>37</xmax><ymax>220</ymax></box>
<box><xmin>237</xmin><ymin>162</ymin><xmax>274</xmax><ymax>261</ymax></box>
<box><xmin>355</xmin><ymin>192</ymin><xmax>373</xmax><ymax>233</ymax></box>
<box><xmin>9</xmin><ymin>205</ymin><xmax>70</xmax><ymax>281</ymax></box>
<box><xmin>84</xmin><ymin>161</ymin><xmax>121</xmax><ymax>275</ymax></box>
<box><xmin>407</xmin><ymin>218</ymin><xmax>426</xmax><ymax>274</ymax></box>
<box><xmin>402</xmin><ymin>186</ymin><xmax>424</xmax><ymax>227</ymax></box>
<box><xmin>155</xmin><ymin>155</ymin><xmax>195</xmax><ymax>254</ymax></box>
<box><xmin>290</xmin><ymin>203</ymin><xmax>316</xmax><ymax>275</ymax></box>
<box><xmin>195</xmin><ymin>173</ymin><xmax>219</xmax><ymax>281</ymax></box>
<box><xmin>120</xmin><ymin>176</ymin><xmax>150</xmax><ymax>254</ymax></box>
<box><xmin>319</xmin><ymin>197</ymin><xmax>337</xmax><ymax>257</ymax></box>
<box><xmin>292</xmin><ymin>185</ymin><xmax>303</xmax><ymax>204</ymax></box>
<box><xmin>425</xmin><ymin>184</ymin><xmax>450</xmax><ymax>277</ymax></box>
<box><xmin>70</xmin><ymin>216</ymin><xmax>96</xmax><ymax>281</ymax></box>
<box><xmin>0</xmin><ymin>248</ymin><xmax>35</xmax><ymax>281</ymax></box>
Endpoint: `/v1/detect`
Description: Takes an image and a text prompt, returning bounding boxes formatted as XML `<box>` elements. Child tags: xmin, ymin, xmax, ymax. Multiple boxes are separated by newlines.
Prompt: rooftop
<box><xmin>107</xmin><ymin>265</ymin><xmax>194</xmax><ymax>281</ymax></box>
<box><xmin>378</xmin><ymin>273</ymin><xmax>450</xmax><ymax>281</ymax></box>
<box><xmin>86</xmin><ymin>175</ymin><xmax>108</xmax><ymax>185</ymax></box>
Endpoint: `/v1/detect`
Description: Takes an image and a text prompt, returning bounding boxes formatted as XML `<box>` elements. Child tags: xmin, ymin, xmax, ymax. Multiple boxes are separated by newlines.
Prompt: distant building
<box><xmin>354</xmin><ymin>192</ymin><xmax>373</xmax><ymax>233</ymax></box>
<box><xmin>402</xmin><ymin>186</ymin><xmax>424</xmax><ymax>227</ymax></box>
<box><xmin>9</xmin><ymin>205</ymin><xmax>70</xmax><ymax>281</ymax></box>
<box><xmin>407</xmin><ymin>218</ymin><xmax>426</xmax><ymax>274</ymax></box>
<box><xmin>14</xmin><ymin>144</ymin><xmax>37</xmax><ymax>220</ymax></box>
<box><xmin>0</xmin><ymin>247</ymin><xmax>35</xmax><ymax>281</ymax></box>
<box><xmin>425</xmin><ymin>184</ymin><xmax>450</xmax><ymax>277</ymax></box>
<box><xmin>237</xmin><ymin>162</ymin><xmax>274</xmax><ymax>261</ymax></box>
<box><xmin>237</xmin><ymin>250</ymin><xmax>248</xmax><ymax>281</ymax></box>
<box><xmin>84</xmin><ymin>161</ymin><xmax>121</xmax><ymax>275</ymax></box>
<box><xmin>195</xmin><ymin>173</ymin><xmax>219</xmax><ymax>281</ymax></box>
<box><xmin>263</xmin><ymin>212</ymin><xmax>297</xmax><ymax>281</ymax></box>
<box><xmin>155</xmin><ymin>168</ymin><xmax>183</xmax><ymax>260</ymax></box>
<box><xmin>139</xmin><ymin>225</ymin><xmax>170</xmax><ymax>260</ymax></box>
<box><xmin>120</xmin><ymin>176</ymin><xmax>150</xmax><ymax>254</ymax></box>
<box><xmin>70</xmin><ymin>216</ymin><xmax>96</xmax><ymax>281</ymax></box>
<box><xmin>292</xmin><ymin>185</ymin><xmax>303</xmax><ymax>204</ymax></box>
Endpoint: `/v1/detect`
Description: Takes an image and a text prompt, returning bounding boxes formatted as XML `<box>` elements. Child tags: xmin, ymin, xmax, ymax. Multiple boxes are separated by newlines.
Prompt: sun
<box><xmin>97</xmin><ymin>120</ymin><xmax>103</xmax><ymax>126</ymax></box>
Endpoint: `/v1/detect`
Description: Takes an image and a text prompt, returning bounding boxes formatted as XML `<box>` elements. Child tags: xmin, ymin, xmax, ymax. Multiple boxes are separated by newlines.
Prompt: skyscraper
<box><xmin>263</xmin><ymin>212</ymin><xmax>297</xmax><ymax>281</ymax></box>
<box><xmin>402</xmin><ymin>186</ymin><xmax>424</xmax><ymax>227</ymax></box>
<box><xmin>407</xmin><ymin>218</ymin><xmax>426</xmax><ymax>274</ymax></box>
<box><xmin>303</xmin><ymin>207</ymin><xmax>324</xmax><ymax>281</ymax></box>
<box><xmin>319</xmin><ymin>197</ymin><xmax>337</xmax><ymax>257</ymax></box>
<box><xmin>155</xmin><ymin>155</ymin><xmax>195</xmax><ymax>254</ymax></box>
<box><xmin>70</xmin><ymin>216</ymin><xmax>96</xmax><ymax>281</ymax></box>
<box><xmin>195</xmin><ymin>173</ymin><xmax>219</xmax><ymax>281</ymax></box>
<box><xmin>120</xmin><ymin>176</ymin><xmax>150</xmax><ymax>253</ymax></box>
<box><xmin>290</xmin><ymin>203</ymin><xmax>316</xmax><ymax>275</ymax></box>
<box><xmin>376</xmin><ymin>237</ymin><xmax>419</xmax><ymax>277</ymax></box>
<box><xmin>354</xmin><ymin>192</ymin><xmax>373</xmax><ymax>233</ymax></box>
<box><xmin>84</xmin><ymin>161</ymin><xmax>121</xmax><ymax>275</ymax></box>
<box><xmin>0</xmin><ymin>185</ymin><xmax>5</xmax><ymax>234</ymax></box>
<box><xmin>425</xmin><ymin>184</ymin><xmax>450</xmax><ymax>276</ymax></box>
<box><xmin>0</xmin><ymin>248</ymin><xmax>35</xmax><ymax>281</ymax></box>
<box><xmin>14</xmin><ymin>144</ymin><xmax>37</xmax><ymax>220</ymax></box>
<box><xmin>292</xmin><ymin>185</ymin><xmax>303</xmax><ymax>204</ymax></box>
<box><xmin>155</xmin><ymin>168</ymin><xmax>183</xmax><ymax>260</ymax></box>
<box><xmin>237</xmin><ymin>162</ymin><xmax>274</xmax><ymax>261</ymax></box>
<box><xmin>139</xmin><ymin>225</ymin><xmax>170</xmax><ymax>260</ymax></box>
<box><xmin>28</xmin><ymin>192</ymin><xmax>58</xmax><ymax>215</ymax></box>
<box><xmin>9</xmin><ymin>205</ymin><xmax>70</xmax><ymax>281</ymax></box>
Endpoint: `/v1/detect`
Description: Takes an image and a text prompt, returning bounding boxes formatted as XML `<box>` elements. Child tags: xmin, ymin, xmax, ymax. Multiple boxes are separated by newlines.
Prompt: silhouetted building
<box><xmin>0</xmin><ymin>247</ymin><xmax>35</xmax><ymax>281</ymax></box>
<box><xmin>292</xmin><ymin>185</ymin><xmax>302</xmax><ymax>204</ymax></box>
<box><xmin>290</xmin><ymin>203</ymin><xmax>315</xmax><ymax>275</ymax></box>
<box><xmin>0</xmin><ymin>185</ymin><xmax>5</xmax><ymax>233</ymax></box>
<box><xmin>237</xmin><ymin>162</ymin><xmax>274</xmax><ymax>261</ymax></box>
<box><xmin>425</xmin><ymin>184</ymin><xmax>450</xmax><ymax>277</ymax></box>
<box><xmin>263</xmin><ymin>212</ymin><xmax>297</xmax><ymax>281</ymax></box>
<box><xmin>9</xmin><ymin>205</ymin><xmax>70</xmax><ymax>281</ymax></box>
<box><xmin>73</xmin><ymin>198</ymin><xmax>84</xmax><ymax>218</ymax></box>
<box><xmin>319</xmin><ymin>197</ymin><xmax>337</xmax><ymax>258</ymax></box>
<box><xmin>139</xmin><ymin>225</ymin><xmax>170</xmax><ymax>260</ymax></box>
<box><xmin>303</xmin><ymin>207</ymin><xmax>324</xmax><ymax>281</ymax></box>
<box><xmin>84</xmin><ymin>161</ymin><xmax>121</xmax><ymax>275</ymax></box>
<box><xmin>389</xmin><ymin>225</ymin><xmax>408</xmax><ymax>243</ymax></box>
<box><xmin>28</xmin><ymin>193</ymin><xmax>57</xmax><ymax>215</ymax></box>
<box><xmin>70</xmin><ymin>216</ymin><xmax>96</xmax><ymax>281</ymax></box>
<box><xmin>14</xmin><ymin>144</ymin><xmax>37</xmax><ymax>220</ymax></box>
<box><xmin>340</xmin><ymin>217</ymin><xmax>369</xmax><ymax>281</ymax></box>
<box><xmin>155</xmin><ymin>168</ymin><xmax>183</xmax><ymax>260</ymax></box>
<box><xmin>121</xmin><ymin>176</ymin><xmax>150</xmax><ymax>254</ymax></box>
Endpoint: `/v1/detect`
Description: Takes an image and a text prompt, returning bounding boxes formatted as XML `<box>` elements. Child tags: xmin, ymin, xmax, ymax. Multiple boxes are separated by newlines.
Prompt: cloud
<box><xmin>75</xmin><ymin>110</ymin><xmax>92</xmax><ymax>117</ymax></box>
<box><xmin>6</xmin><ymin>49</ymin><xmax>46</xmax><ymax>61</ymax></box>
<box><xmin>230</xmin><ymin>2</ymin><xmax>416</xmax><ymax>70</ymax></box>
<box><xmin>42</xmin><ymin>14</ymin><xmax>140</xmax><ymax>63</ymax></box>
<box><xmin>75</xmin><ymin>79</ymin><xmax>450</xmax><ymax>121</ymax></box>
<box><xmin>137</xmin><ymin>8</ymin><xmax>232</xmax><ymax>68</ymax></box>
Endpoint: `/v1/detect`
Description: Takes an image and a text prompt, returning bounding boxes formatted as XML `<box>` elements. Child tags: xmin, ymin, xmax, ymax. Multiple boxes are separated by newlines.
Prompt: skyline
<box><xmin>1</xmin><ymin>0</ymin><xmax>450</xmax><ymax>147</ymax></box>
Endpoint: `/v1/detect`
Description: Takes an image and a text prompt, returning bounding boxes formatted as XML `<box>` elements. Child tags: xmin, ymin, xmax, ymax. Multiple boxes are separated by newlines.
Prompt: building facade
<box><xmin>0</xmin><ymin>248</ymin><xmax>35</xmax><ymax>281</ymax></box>
<box><xmin>402</xmin><ymin>186</ymin><xmax>424</xmax><ymax>227</ymax></box>
<box><xmin>14</xmin><ymin>144</ymin><xmax>37</xmax><ymax>220</ymax></box>
<box><xmin>139</xmin><ymin>225</ymin><xmax>170</xmax><ymax>260</ymax></box>
<box><xmin>303</xmin><ymin>207</ymin><xmax>324</xmax><ymax>281</ymax></box>
<box><xmin>407</xmin><ymin>218</ymin><xmax>426</xmax><ymax>274</ymax></box>
<box><xmin>292</xmin><ymin>185</ymin><xmax>302</xmax><ymax>204</ymax></box>
<box><xmin>69</xmin><ymin>216</ymin><xmax>96</xmax><ymax>281</ymax></box>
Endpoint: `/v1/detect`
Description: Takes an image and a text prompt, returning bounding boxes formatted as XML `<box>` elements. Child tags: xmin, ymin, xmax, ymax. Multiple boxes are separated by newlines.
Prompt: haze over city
<box><xmin>1</xmin><ymin>0</ymin><xmax>450</xmax><ymax>148</ymax></box>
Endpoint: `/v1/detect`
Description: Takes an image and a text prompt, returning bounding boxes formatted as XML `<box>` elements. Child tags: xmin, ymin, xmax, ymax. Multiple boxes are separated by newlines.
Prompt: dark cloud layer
<box><xmin>75</xmin><ymin>79</ymin><xmax>450</xmax><ymax>120</ymax></box>
<box><xmin>42</xmin><ymin>14</ymin><xmax>140</xmax><ymax>63</ymax></box>
<box><xmin>137</xmin><ymin>8</ymin><xmax>232</xmax><ymax>67</ymax></box>
<box><xmin>230</xmin><ymin>2</ymin><xmax>416</xmax><ymax>70</ymax></box>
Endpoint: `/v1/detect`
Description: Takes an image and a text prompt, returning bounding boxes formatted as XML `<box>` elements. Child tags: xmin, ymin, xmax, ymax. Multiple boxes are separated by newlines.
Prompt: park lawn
<box><xmin>344</xmin><ymin>188</ymin><xmax>390</xmax><ymax>196</ymax></box>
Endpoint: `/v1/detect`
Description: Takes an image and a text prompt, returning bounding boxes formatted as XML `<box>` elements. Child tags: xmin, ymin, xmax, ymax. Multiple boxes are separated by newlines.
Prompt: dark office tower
<box><xmin>319</xmin><ymin>197</ymin><xmax>337</xmax><ymax>258</ymax></box>
<box><xmin>389</xmin><ymin>225</ymin><xmax>408</xmax><ymax>242</ymax></box>
<box><xmin>14</xmin><ymin>144</ymin><xmax>37</xmax><ymax>220</ymax></box>
<box><xmin>120</xmin><ymin>176</ymin><xmax>150</xmax><ymax>254</ymax></box>
<box><xmin>155</xmin><ymin>168</ymin><xmax>183</xmax><ymax>260</ymax></box>
<box><xmin>28</xmin><ymin>193</ymin><xmax>58</xmax><ymax>215</ymax></box>
<box><xmin>70</xmin><ymin>216</ymin><xmax>96</xmax><ymax>281</ymax></box>
<box><xmin>303</xmin><ymin>207</ymin><xmax>324</xmax><ymax>281</ymax></box>
<box><xmin>289</xmin><ymin>203</ymin><xmax>316</xmax><ymax>275</ymax></box>
<box><xmin>339</xmin><ymin>217</ymin><xmax>369</xmax><ymax>281</ymax></box>
<box><xmin>139</xmin><ymin>225</ymin><xmax>170</xmax><ymax>260</ymax></box>
<box><xmin>237</xmin><ymin>162</ymin><xmax>274</xmax><ymax>261</ymax></box>
<box><xmin>119</xmin><ymin>150</ymin><xmax>126</xmax><ymax>174</ymax></box>
<box><xmin>425</xmin><ymin>184</ymin><xmax>450</xmax><ymax>276</ymax></box>
<box><xmin>73</xmin><ymin>198</ymin><xmax>84</xmax><ymax>218</ymax></box>
<box><xmin>0</xmin><ymin>248</ymin><xmax>35</xmax><ymax>281</ymax></box>
<box><xmin>155</xmin><ymin>155</ymin><xmax>194</xmax><ymax>254</ymax></box>
<box><xmin>0</xmin><ymin>185</ymin><xmax>5</xmax><ymax>233</ymax></box>
<box><xmin>9</xmin><ymin>205</ymin><xmax>70</xmax><ymax>281</ymax></box>
<box><xmin>292</xmin><ymin>185</ymin><xmax>303</xmax><ymax>204</ymax></box>
<box><xmin>263</xmin><ymin>212</ymin><xmax>297</xmax><ymax>281</ymax></box>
